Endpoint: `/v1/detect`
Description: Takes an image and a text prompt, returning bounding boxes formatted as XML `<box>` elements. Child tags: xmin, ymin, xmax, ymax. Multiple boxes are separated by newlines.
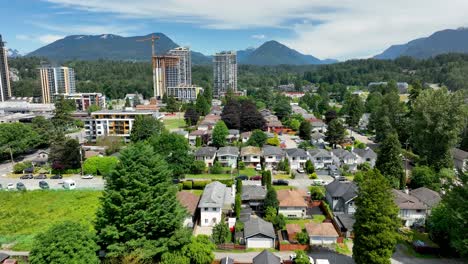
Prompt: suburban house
<box><xmin>311</xmin><ymin>131</ymin><xmax>326</xmax><ymax>147</ymax></box>
<box><xmin>241</xmin><ymin>146</ymin><xmax>262</xmax><ymax>167</ymax></box>
<box><xmin>242</xmin><ymin>216</ymin><xmax>276</xmax><ymax>248</ymax></box>
<box><xmin>32</xmin><ymin>150</ymin><xmax>49</xmax><ymax>165</ymax></box>
<box><xmin>277</xmin><ymin>189</ymin><xmax>308</xmax><ymax>218</ymax></box>
<box><xmin>240</xmin><ymin>131</ymin><xmax>252</xmax><ymax>143</ymax></box>
<box><xmin>310</xmin><ymin>119</ymin><xmax>327</xmax><ymax>133</ymax></box>
<box><xmin>392</xmin><ymin>189</ymin><xmax>427</xmax><ymax>227</ymax></box>
<box><xmin>198</xmin><ymin>181</ymin><xmax>234</xmax><ymax>227</ymax></box>
<box><xmin>253</xmin><ymin>250</ymin><xmax>281</xmax><ymax>264</ymax></box>
<box><xmin>325</xmin><ymin>180</ymin><xmax>358</xmax><ymax>215</ymax></box>
<box><xmin>453</xmin><ymin>148</ymin><xmax>468</xmax><ymax>173</ymax></box>
<box><xmin>335</xmin><ymin>214</ymin><xmax>355</xmax><ymax>238</ymax></box>
<box><xmin>286</xmin><ymin>148</ymin><xmax>309</xmax><ymax>170</ymax></box>
<box><xmin>198</xmin><ymin>119</ymin><xmax>217</xmax><ymax>131</ymax></box>
<box><xmin>227</xmin><ymin>129</ymin><xmax>240</xmax><ymax>142</ymax></box>
<box><xmin>217</xmin><ymin>146</ymin><xmax>239</xmax><ymax>168</ymax></box>
<box><xmin>353</xmin><ymin>147</ymin><xmax>377</xmax><ymax>167</ymax></box>
<box><xmin>176</xmin><ymin>191</ymin><xmax>200</xmax><ymax>228</ymax></box>
<box><xmin>305</xmin><ymin>222</ymin><xmax>339</xmax><ymax>245</ymax></box>
<box><xmin>262</xmin><ymin>146</ymin><xmax>284</xmax><ymax>169</ymax></box>
<box><xmin>241</xmin><ymin>185</ymin><xmax>267</xmax><ymax>212</ymax></box>
<box><xmin>410</xmin><ymin>187</ymin><xmax>441</xmax><ymax>214</ymax></box>
<box><xmin>194</xmin><ymin>147</ymin><xmax>217</xmax><ymax>167</ymax></box>
<box><xmin>331</xmin><ymin>149</ymin><xmax>358</xmax><ymax>171</ymax></box>
<box><xmin>264</xmin><ymin>115</ymin><xmax>283</xmax><ymax>133</ymax></box>
<box><xmin>188</xmin><ymin>130</ymin><xmax>207</xmax><ymax>146</ymax></box>
<box><xmin>285</xmin><ymin>224</ymin><xmax>302</xmax><ymax>242</ymax></box>
<box><xmin>308</xmin><ymin>149</ymin><xmax>333</xmax><ymax>169</ymax></box>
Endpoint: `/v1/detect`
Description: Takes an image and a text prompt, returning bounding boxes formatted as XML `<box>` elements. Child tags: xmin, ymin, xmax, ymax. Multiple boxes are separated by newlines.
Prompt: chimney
<box><xmin>404</xmin><ymin>187</ymin><xmax>409</xmax><ymax>195</ymax></box>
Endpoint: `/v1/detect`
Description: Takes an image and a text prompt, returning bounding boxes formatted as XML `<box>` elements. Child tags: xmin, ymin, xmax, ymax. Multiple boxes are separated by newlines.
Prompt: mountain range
<box><xmin>27</xmin><ymin>33</ymin><xmax>335</xmax><ymax>65</ymax></box>
<box><xmin>375</xmin><ymin>27</ymin><xmax>468</xmax><ymax>59</ymax></box>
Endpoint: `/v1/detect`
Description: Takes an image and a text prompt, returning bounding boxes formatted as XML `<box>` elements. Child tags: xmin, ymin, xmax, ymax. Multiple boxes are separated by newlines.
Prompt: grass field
<box><xmin>163</xmin><ymin>118</ymin><xmax>186</xmax><ymax>130</ymax></box>
<box><xmin>0</xmin><ymin>190</ymin><xmax>101</xmax><ymax>251</ymax></box>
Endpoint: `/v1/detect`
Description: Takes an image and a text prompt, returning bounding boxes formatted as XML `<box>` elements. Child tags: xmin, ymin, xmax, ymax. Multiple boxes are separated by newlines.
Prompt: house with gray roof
<box><xmin>217</xmin><ymin>146</ymin><xmax>239</xmax><ymax>168</ymax></box>
<box><xmin>263</xmin><ymin>145</ymin><xmax>284</xmax><ymax>169</ymax></box>
<box><xmin>243</xmin><ymin>216</ymin><xmax>276</xmax><ymax>248</ymax></box>
<box><xmin>335</xmin><ymin>214</ymin><xmax>355</xmax><ymax>238</ymax></box>
<box><xmin>241</xmin><ymin>146</ymin><xmax>262</xmax><ymax>166</ymax></box>
<box><xmin>353</xmin><ymin>147</ymin><xmax>377</xmax><ymax>167</ymax></box>
<box><xmin>452</xmin><ymin>148</ymin><xmax>468</xmax><ymax>173</ymax></box>
<box><xmin>410</xmin><ymin>187</ymin><xmax>441</xmax><ymax>213</ymax></box>
<box><xmin>253</xmin><ymin>250</ymin><xmax>281</xmax><ymax>264</ymax></box>
<box><xmin>286</xmin><ymin>148</ymin><xmax>309</xmax><ymax>170</ymax></box>
<box><xmin>241</xmin><ymin>185</ymin><xmax>267</xmax><ymax>212</ymax></box>
<box><xmin>331</xmin><ymin>149</ymin><xmax>358</xmax><ymax>171</ymax></box>
<box><xmin>325</xmin><ymin>180</ymin><xmax>358</xmax><ymax>214</ymax></box>
<box><xmin>198</xmin><ymin>181</ymin><xmax>234</xmax><ymax>227</ymax></box>
<box><xmin>194</xmin><ymin>147</ymin><xmax>217</xmax><ymax>167</ymax></box>
<box><xmin>392</xmin><ymin>189</ymin><xmax>427</xmax><ymax>227</ymax></box>
<box><xmin>227</xmin><ymin>129</ymin><xmax>240</xmax><ymax>142</ymax></box>
<box><xmin>308</xmin><ymin>149</ymin><xmax>333</xmax><ymax>169</ymax></box>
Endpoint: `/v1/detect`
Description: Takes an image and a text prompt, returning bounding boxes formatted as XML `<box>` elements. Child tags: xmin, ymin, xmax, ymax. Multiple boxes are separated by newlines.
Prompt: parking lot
<box><xmin>0</xmin><ymin>174</ymin><xmax>105</xmax><ymax>191</ymax></box>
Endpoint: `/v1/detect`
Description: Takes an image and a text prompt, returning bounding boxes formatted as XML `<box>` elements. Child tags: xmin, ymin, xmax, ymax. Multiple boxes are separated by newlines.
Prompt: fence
<box><xmin>216</xmin><ymin>243</ymin><xmax>246</xmax><ymax>251</ymax></box>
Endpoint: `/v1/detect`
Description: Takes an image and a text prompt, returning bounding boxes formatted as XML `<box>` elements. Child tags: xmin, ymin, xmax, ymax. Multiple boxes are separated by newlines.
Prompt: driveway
<box><xmin>280</xmin><ymin>134</ymin><xmax>297</xmax><ymax>149</ymax></box>
<box><xmin>0</xmin><ymin>175</ymin><xmax>105</xmax><ymax>190</ymax></box>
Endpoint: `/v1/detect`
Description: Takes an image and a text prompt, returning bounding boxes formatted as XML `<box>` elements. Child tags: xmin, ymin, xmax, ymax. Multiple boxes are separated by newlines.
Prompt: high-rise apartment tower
<box><xmin>213</xmin><ymin>51</ymin><xmax>237</xmax><ymax>98</ymax></box>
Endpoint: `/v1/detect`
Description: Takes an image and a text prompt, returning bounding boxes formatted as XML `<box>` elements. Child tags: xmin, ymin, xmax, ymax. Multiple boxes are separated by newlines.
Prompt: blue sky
<box><xmin>3</xmin><ymin>0</ymin><xmax>468</xmax><ymax>60</ymax></box>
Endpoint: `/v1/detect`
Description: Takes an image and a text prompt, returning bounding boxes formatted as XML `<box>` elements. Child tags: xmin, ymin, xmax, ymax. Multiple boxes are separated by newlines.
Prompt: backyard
<box><xmin>186</xmin><ymin>168</ymin><xmax>258</xmax><ymax>180</ymax></box>
<box><xmin>0</xmin><ymin>190</ymin><xmax>102</xmax><ymax>251</ymax></box>
<box><xmin>163</xmin><ymin>117</ymin><xmax>186</xmax><ymax>130</ymax></box>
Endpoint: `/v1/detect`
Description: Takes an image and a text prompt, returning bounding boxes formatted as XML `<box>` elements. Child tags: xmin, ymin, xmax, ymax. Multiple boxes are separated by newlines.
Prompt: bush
<box><xmin>235</xmin><ymin>221</ymin><xmax>244</xmax><ymax>232</ymax></box>
<box><xmin>238</xmin><ymin>161</ymin><xmax>246</xmax><ymax>170</ymax></box>
<box><xmin>210</xmin><ymin>161</ymin><xmax>223</xmax><ymax>174</ymax></box>
<box><xmin>178</xmin><ymin>183</ymin><xmax>184</xmax><ymax>191</ymax></box>
<box><xmin>309</xmin><ymin>186</ymin><xmax>325</xmax><ymax>200</ymax></box>
<box><xmin>309</xmin><ymin>172</ymin><xmax>318</xmax><ymax>179</ymax></box>
<box><xmin>218</xmin><ymin>179</ymin><xmax>234</xmax><ymax>187</ymax></box>
<box><xmin>296</xmin><ymin>230</ymin><xmax>310</xmax><ymax>245</ymax></box>
<box><xmin>182</xmin><ymin>181</ymin><xmax>193</xmax><ymax>190</ymax></box>
<box><xmin>13</xmin><ymin>161</ymin><xmax>33</xmax><ymax>174</ymax></box>
<box><xmin>192</xmin><ymin>180</ymin><xmax>211</xmax><ymax>189</ymax></box>
<box><xmin>190</xmin><ymin>160</ymin><xmax>206</xmax><ymax>174</ymax></box>
<box><xmin>83</xmin><ymin>156</ymin><xmax>119</xmax><ymax>177</ymax></box>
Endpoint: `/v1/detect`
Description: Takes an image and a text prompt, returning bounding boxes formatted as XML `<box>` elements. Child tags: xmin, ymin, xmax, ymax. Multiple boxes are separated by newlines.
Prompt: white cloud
<box><xmin>16</xmin><ymin>34</ymin><xmax>31</xmax><ymax>41</ymax></box>
<box><xmin>38</xmin><ymin>34</ymin><xmax>65</xmax><ymax>44</ymax></box>
<box><xmin>42</xmin><ymin>0</ymin><xmax>468</xmax><ymax>59</ymax></box>
<box><xmin>251</xmin><ymin>34</ymin><xmax>266</xmax><ymax>40</ymax></box>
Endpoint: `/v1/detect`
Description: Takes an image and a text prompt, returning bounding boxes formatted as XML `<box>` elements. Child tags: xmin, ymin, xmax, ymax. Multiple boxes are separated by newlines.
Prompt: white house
<box><xmin>217</xmin><ymin>146</ymin><xmax>239</xmax><ymax>168</ymax></box>
<box><xmin>194</xmin><ymin>147</ymin><xmax>217</xmax><ymax>167</ymax></box>
<box><xmin>453</xmin><ymin>148</ymin><xmax>468</xmax><ymax>173</ymax></box>
<box><xmin>308</xmin><ymin>149</ymin><xmax>333</xmax><ymax>169</ymax></box>
<box><xmin>243</xmin><ymin>216</ymin><xmax>276</xmax><ymax>248</ymax></box>
<box><xmin>277</xmin><ymin>189</ymin><xmax>308</xmax><ymax>218</ymax></box>
<box><xmin>262</xmin><ymin>146</ymin><xmax>284</xmax><ymax>169</ymax></box>
<box><xmin>305</xmin><ymin>222</ymin><xmax>339</xmax><ymax>245</ymax></box>
<box><xmin>286</xmin><ymin>148</ymin><xmax>309</xmax><ymax>170</ymax></box>
<box><xmin>188</xmin><ymin>130</ymin><xmax>207</xmax><ymax>146</ymax></box>
<box><xmin>331</xmin><ymin>149</ymin><xmax>358</xmax><ymax>171</ymax></box>
<box><xmin>392</xmin><ymin>189</ymin><xmax>427</xmax><ymax>227</ymax></box>
<box><xmin>241</xmin><ymin>146</ymin><xmax>262</xmax><ymax>167</ymax></box>
<box><xmin>325</xmin><ymin>180</ymin><xmax>358</xmax><ymax>215</ymax></box>
<box><xmin>353</xmin><ymin>147</ymin><xmax>377</xmax><ymax>168</ymax></box>
<box><xmin>198</xmin><ymin>181</ymin><xmax>234</xmax><ymax>227</ymax></box>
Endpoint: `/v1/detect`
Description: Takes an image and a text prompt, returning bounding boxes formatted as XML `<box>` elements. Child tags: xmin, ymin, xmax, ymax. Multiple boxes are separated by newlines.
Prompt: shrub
<box><xmin>238</xmin><ymin>161</ymin><xmax>246</xmax><ymax>170</ymax></box>
<box><xmin>183</xmin><ymin>181</ymin><xmax>193</xmax><ymax>190</ymax></box>
<box><xmin>13</xmin><ymin>161</ymin><xmax>33</xmax><ymax>174</ymax></box>
<box><xmin>218</xmin><ymin>179</ymin><xmax>234</xmax><ymax>187</ymax></box>
<box><xmin>192</xmin><ymin>180</ymin><xmax>211</xmax><ymax>189</ymax></box>
<box><xmin>178</xmin><ymin>183</ymin><xmax>183</xmax><ymax>191</ymax></box>
<box><xmin>235</xmin><ymin>221</ymin><xmax>244</xmax><ymax>232</ymax></box>
<box><xmin>296</xmin><ymin>230</ymin><xmax>310</xmax><ymax>245</ymax></box>
<box><xmin>309</xmin><ymin>186</ymin><xmax>325</xmax><ymax>200</ymax></box>
<box><xmin>210</xmin><ymin>161</ymin><xmax>223</xmax><ymax>174</ymax></box>
<box><xmin>83</xmin><ymin>156</ymin><xmax>119</xmax><ymax>176</ymax></box>
<box><xmin>190</xmin><ymin>160</ymin><xmax>206</xmax><ymax>174</ymax></box>
<box><xmin>309</xmin><ymin>172</ymin><xmax>318</xmax><ymax>179</ymax></box>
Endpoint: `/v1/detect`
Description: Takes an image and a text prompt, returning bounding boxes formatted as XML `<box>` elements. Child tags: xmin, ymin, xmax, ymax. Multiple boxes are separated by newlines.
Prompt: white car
<box><xmin>7</xmin><ymin>183</ymin><xmax>15</xmax><ymax>190</ymax></box>
<box><xmin>297</xmin><ymin>168</ymin><xmax>305</xmax><ymax>173</ymax></box>
<box><xmin>255</xmin><ymin>164</ymin><xmax>262</xmax><ymax>171</ymax></box>
<box><xmin>81</xmin><ymin>174</ymin><xmax>94</xmax><ymax>179</ymax></box>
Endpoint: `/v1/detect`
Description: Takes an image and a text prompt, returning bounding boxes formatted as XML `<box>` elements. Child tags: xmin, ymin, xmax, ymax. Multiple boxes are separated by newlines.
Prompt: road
<box><xmin>0</xmin><ymin>149</ymin><xmax>49</xmax><ymax>177</ymax></box>
<box><xmin>0</xmin><ymin>175</ymin><xmax>105</xmax><ymax>190</ymax></box>
<box><xmin>347</xmin><ymin>129</ymin><xmax>377</xmax><ymax>148</ymax></box>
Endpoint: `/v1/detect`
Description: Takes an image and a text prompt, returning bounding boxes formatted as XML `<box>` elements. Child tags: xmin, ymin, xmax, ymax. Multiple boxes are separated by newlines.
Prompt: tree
<box><xmin>343</xmin><ymin>94</ymin><xmax>365</xmax><ymax>128</ymax></box>
<box><xmin>182</xmin><ymin>235</ymin><xmax>215</xmax><ymax>264</ymax></box>
<box><xmin>326</xmin><ymin>119</ymin><xmax>345</xmax><ymax>148</ymax></box>
<box><xmin>365</xmin><ymin>92</ymin><xmax>383</xmax><ymax>113</ymax></box>
<box><xmin>299</xmin><ymin>120</ymin><xmax>312</xmax><ymax>140</ymax></box>
<box><xmin>273</xmin><ymin>95</ymin><xmax>292</xmax><ymax>120</ymax></box>
<box><xmin>195</xmin><ymin>93</ymin><xmax>210</xmax><ymax>116</ymax></box>
<box><xmin>96</xmin><ymin>136</ymin><xmax>123</xmax><ymax>155</ymax></box>
<box><xmin>296</xmin><ymin>231</ymin><xmax>309</xmax><ymax>245</ymax></box>
<box><xmin>266</xmin><ymin>134</ymin><xmax>280</xmax><ymax>146</ymax></box>
<box><xmin>160</xmin><ymin>252</ymin><xmax>190</xmax><ymax>264</ymax></box>
<box><xmin>31</xmin><ymin>116</ymin><xmax>54</xmax><ymax>147</ymax></box>
<box><xmin>325</xmin><ymin>110</ymin><xmax>338</xmax><ymax>124</ymax></box>
<box><xmin>309</xmin><ymin>186</ymin><xmax>325</xmax><ymax>200</ymax></box>
<box><xmin>289</xmin><ymin>119</ymin><xmax>301</xmax><ymax>131</ymax></box>
<box><xmin>376</xmin><ymin>132</ymin><xmax>405</xmax><ymax>189</ymax></box>
<box><xmin>261</xmin><ymin>170</ymin><xmax>272</xmax><ymax>187</ymax></box>
<box><xmin>305</xmin><ymin>160</ymin><xmax>315</xmax><ymax>174</ymax></box>
<box><xmin>210</xmin><ymin>161</ymin><xmax>223</xmax><ymax>174</ymax></box>
<box><xmin>130</xmin><ymin>115</ymin><xmax>164</xmax><ymax>142</ymax></box>
<box><xmin>52</xmin><ymin>96</ymin><xmax>76</xmax><ymax>130</ymax></box>
<box><xmin>125</xmin><ymin>97</ymin><xmax>131</xmax><ymax>107</ymax></box>
<box><xmin>353</xmin><ymin>169</ymin><xmax>400</xmax><ymax>264</ymax></box>
<box><xmin>83</xmin><ymin>156</ymin><xmax>119</xmax><ymax>176</ymax></box>
<box><xmin>240</xmin><ymin>100</ymin><xmax>266</xmax><ymax>132</ymax></box>
<box><xmin>212</xmin><ymin>217</ymin><xmax>231</xmax><ymax>244</ymax></box>
<box><xmin>236</xmin><ymin>178</ymin><xmax>243</xmax><ymax>194</ymax></box>
<box><xmin>221</xmin><ymin>99</ymin><xmax>241</xmax><ymax>129</ymax></box>
<box><xmin>191</xmin><ymin>160</ymin><xmax>206</xmax><ymax>174</ymax></box>
<box><xmin>411</xmin><ymin>89</ymin><xmax>467</xmax><ymax>170</ymax></box>
<box><xmin>29</xmin><ymin>221</ymin><xmax>99</xmax><ymax>264</ymax></box>
<box><xmin>95</xmin><ymin>144</ymin><xmax>187</xmax><ymax>260</ymax></box>
<box><xmin>247</xmin><ymin>129</ymin><xmax>267</xmax><ymax>147</ymax></box>
<box><xmin>409</xmin><ymin>166</ymin><xmax>439</xmax><ymax>191</ymax></box>
<box><xmin>166</xmin><ymin>96</ymin><xmax>180</xmax><ymax>113</ymax></box>
<box><xmin>264</xmin><ymin>188</ymin><xmax>279</xmax><ymax>211</ymax></box>
<box><xmin>184</xmin><ymin>105</ymin><xmax>200</xmax><ymax>126</ymax></box>
<box><xmin>0</xmin><ymin>123</ymin><xmax>41</xmax><ymax>160</ymax></box>
<box><xmin>212</xmin><ymin>121</ymin><xmax>229</xmax><ymax>147</ymax></box>
<box><xmin>294</xmin><ymin>250</ymin><xmax>310</xmax><ymax>264</ymax></box>
<box><xmin>49</xmin><ymin>135</ymin><xmax>82</xmax><ymax>170</ymax></box>
<box><xmin>235</xmin><ymin>194</ymin><xmax>241</xmax><ymax>218</ymax></box>
<box><xmin>427</xmin><ymin>173</ymin><xmax>468</xmax><ymax>257</ymax></box>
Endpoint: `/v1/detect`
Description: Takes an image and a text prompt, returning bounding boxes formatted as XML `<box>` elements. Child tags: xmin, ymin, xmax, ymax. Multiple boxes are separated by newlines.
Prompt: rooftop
<box><xmin>241</xmin><ymin>185</ymin><xmax>267</xmax><ymax>201</ymax></box>
<box><xmin>177</xmin><ymin>191</ymin><xmax>200</xmax><ymax>215</ymax></box>
<box><xmin>325</xmin><ymin>180</ymin><xmax>358</xmax><ymax>202</ymax></box>
<box><xmin>218</xmin><ymin>146</ymin><xmax>239</xmax><ymax>156</ymax></box>
<box><xmin>262</xmin><ymin>145</ymin><xmax>284</xmax><ymax>156</ymax></box>
<box><xmin>253</xmin><ymin>250</ymin><xmax>281</xmax><ymax>264</ymax></box>
<box><xmin>305</xmin><ymin>222</ymin><xmax>339</xmax><ymax>237</ymax></box>
<box><xmin>277</xmin><ymin>189</ymin><xmax>308</xmax><ymax>207</ymax></box>
<box><xmin>244</xmin><ymin>216</ymin><xmax>276</xmax><ymax>239</ymax></box>
<box><xmin>194</xmin><ymin>147</ymin><xmax>217</xmax><ymax>157</ymax></box>
<box><xmin>410</xmin><ymin>187</ymin><xmax>441</xmax><ymax>208</ymax></box>
<box><xmin>241</xmin><ymin>146</ymin><xmax>262</xmax><ymax>156</ymax></box>
<box><xmin>285</xmin><ymin>148</ymin><xmax>308</xmax><ymax>157</ymax></box>
<box><xmin>198</xmin><ymin>181</ymin><xmax>227</xmax><ymax>208</ymax></box>
<box><xmin>392</xmin><ymin>189</ymin><xmax>427</xmax><ymax>210</ymax></box>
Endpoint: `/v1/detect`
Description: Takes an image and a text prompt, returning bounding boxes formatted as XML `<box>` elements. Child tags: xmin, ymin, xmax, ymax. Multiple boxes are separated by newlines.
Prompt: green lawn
<box><xmin>187</xmin><ymin>190</ymin><xmax>203</xmax><ymax>196</ymax></box>
<box><xmin>273</xmin><ymin>185</ymin><xmax>297</xmax><ymax>191</ymax></box>
<box><xmin>273</xmin><ymin>174</ymin><xmax>292</xmax><ymax>180</ymax></box>
<box><xmin>312</xmin><ymin>214</ymin><xmax>326</xmax><ymax>223</ymax></box>
<box><xmin>285</xmin><ymin>218</ymin><xmax>311</xmax><ymax>228</ymax></box>
<box><xmin>0</xmin><ymin>190</ymin><xmax>102</xmax><ymax>251</ymax></box>
<box><xmin>186</xmin><ymin>168</ymin><xmax>258</xmax><ymax>179</ymax></box>
<box><xmin>163</xmin><ymin>118</ymin><xmax>186</xmax><ymax>130</ymax></box>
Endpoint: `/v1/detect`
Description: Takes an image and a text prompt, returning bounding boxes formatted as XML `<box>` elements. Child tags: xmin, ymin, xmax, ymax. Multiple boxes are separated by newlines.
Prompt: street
<box><xmin>0</xmin><ymin>175</ymin><xmax>105</xmax><ymax>190</ymax></box>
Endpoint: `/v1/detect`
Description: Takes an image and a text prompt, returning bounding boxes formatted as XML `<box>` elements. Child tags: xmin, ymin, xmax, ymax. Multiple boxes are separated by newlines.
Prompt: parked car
<box><xmin>23</xmin><ymin>167</ymin><xmax>34</xmax><ymax>173</ymax></box>
<box><xmin>63</xmin><ymin>180</ymin><xmax>76</xmax><ymax>190</ymax></box>
<box><xmin>20</xmin><ymin>174</ymin><xmax>33</xmax><ymax>180</ymax></box>
<box><xmin>172</xmin><ymin>178</ymin><xmax>181</xmax><ymax>184</ymax></box>
<box><xmin>81</xmin><ymin>174</ymin><xmax>94</xmax><ymax>179</ymax></box>
<box><xmin>297</xmin><ymin>168</ymin><xmax>305</xmax><ymax>173</ymax></box>
<box><xmin>236</xmin><ymin>175</ymin><xmax>248</xmax><ymax>181</ymax></box>
<box><xmin>272</xmin><ymin>179</ymin><xmax>289</xmax><ymax>185</ymax></box>
<box><xmin>34</xmin><ymin>174</ymin><xmax>47</xmax><ymax>179</ymax></box>
<box><xmin>7</xmin><ymin>183</ymin><xmax>15</xmax><ymax>190</ymax></box>
<box><xmin>39</xmin><ymin>181</ymin><xmax>49</xmax><ymax>189</ymax></box>
<box><xmin>16</xmin><ymin>182</ymin><xmax>26</xmax><ymax>191</ymax></box>
<box><xmin>50</xmin><ymin>174</ymin><xmax>62</xmax><ymax>179</ymax></box>
<box><xmin>255</xmin><ymin>164</ymin><xmax>262</xmax><ymax>171</ymax></box>
<box><xmin>250</xmin><ymin>175</ymin><xmax>262</xmax><ymax>181</ymax></box>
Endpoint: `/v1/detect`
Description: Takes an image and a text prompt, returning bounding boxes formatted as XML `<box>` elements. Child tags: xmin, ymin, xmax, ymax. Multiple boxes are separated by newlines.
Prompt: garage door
<box><xmin>310</xmin><ymin>236</ymin><xmax>337</xmax><ymax>245</ymax></box>
<box><xmin>247</xmin><ymin>238</ymin><xmax>273</xmax><ymax>248</ymax></box>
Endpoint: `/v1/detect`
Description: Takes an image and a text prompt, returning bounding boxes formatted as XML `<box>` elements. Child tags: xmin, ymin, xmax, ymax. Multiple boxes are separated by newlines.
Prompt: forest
<box><xmin>8</xmin><ymin>53</ymin><xmax>468</xmax><ymax>100</ymax></box>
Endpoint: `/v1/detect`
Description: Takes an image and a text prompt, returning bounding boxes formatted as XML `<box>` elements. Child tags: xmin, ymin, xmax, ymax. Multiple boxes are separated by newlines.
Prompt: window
<box><xmin>204</xmin><ymin>208</ymin><xmax>208</xmax><ymax>211</ymax></box>
<box><xmin>205</xmin><ymin>219</ymin><xmax>208</xmax><ymax>223</ymax></box>
<box><xmin>212</xmin><ymin>208</ymin><xmax>217</xmax><ymax>211</ymax></box>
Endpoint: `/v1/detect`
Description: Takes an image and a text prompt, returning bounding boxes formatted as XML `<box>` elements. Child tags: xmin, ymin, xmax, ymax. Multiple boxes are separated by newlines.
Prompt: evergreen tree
<box><xmin>235</xmin><ymin>194</ymin><xmax>241</xmax><ymax>218</ymax></box>
<box><xmin>184</xmin><ymin>105</ymin><xmax>200</xmax><ymax>126</ymax></box>
<box><xmin>212</xmin><ymin>216</ymin><xmax>231</xmax><ymax>244</ymax></box>
<box><xmin>182</xmin><ymin>236</ymin><xmax>215</xmax><ymax>264</ymax></box>
<box><xmin>298</xmin><ymin>120</ymin><xmax>312</xmax><ymax>140</ymax></box>
<box><xmin>273</xmin><ymin>95</ymin><xmax>292</xmax><ymax>120</ymax></box>
<box><xmin>212</xmin><ymin>121</ymin><xmax>229</xmax><ymax>147</ymax></box>
<box><xmin>343</xmin><ymin>94</ymin><xmax>365</xmax><ymax>128</ymax></box>
<box><xmin>247</xmin><ymin>130</ymin><xmax>267</xmax><ymax>147</ymax></box>
<box><xmin>130</xmin><ymin>115</ymin><xmax>164</xmax><ymax>142</ymax></box>
<box><xmin>166</xmin><ymin>96</ymin><xmax>179</xmax><ymax>113</ymax></box>
<box><xmin>264</xmin><ymin>188</ymin><xmax>279</xmax><ymax>211</ymax></box>
<box><xmin>52</xmin><ymin>96</ymin><xmax>76</xmax><ymax>130</ymax></box>
<box><xmin>95</xmin><ymin>144</ymin><xmax>187</xmax><ymax>260</ymax></box>
<box><xmin>124</xmin><ymin>97</ymin><xmax>131</xmax><ymax>107</ymax></box>
<box><xmin>305</xmin><ymin>160</ymin><xmax>315</xmax><ymax>174</ymax></box>
<box><xmin>195</xmin><ymin>93</ymin><xmax>210</xmax><ymax>116</ymax></box>
<box><xmin>324</xmin><ymin>110</ymin><xmax>337</xmax><ymax>124</ymax></box>
<box><xmin>326</xmin><ymin>119</ymin><xmax>345</xmax><ymax>148</ymax></box>
<box><xmin>353</xmin><ymin>169</ymin><xmax>400</xmax><ymax>264</ymax></box>
<box><xmin>49</xmin><ymin>134</ymin><xmax>82</xmax><ymax>170</ymax></box>
<box><xmin>376</xmin><ymin>132</ymin><xmax>405</xmax><ymax>189</ymax></box>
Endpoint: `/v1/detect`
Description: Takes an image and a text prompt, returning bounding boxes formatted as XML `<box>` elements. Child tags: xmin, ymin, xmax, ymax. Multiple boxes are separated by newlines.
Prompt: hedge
<box><xmin>192</xmin><ymin>180</ymin><xmax>211</xmax><ymax>189</ymax></box>
<box><xmin>217</xmin><ymin>179</ymin><xmax>234</xmax><ymax>187</ymax></box>
<box><xmin>182</xmin><ymin>181</ymin><xmax>193</xmax><ymax>190</ymax></box>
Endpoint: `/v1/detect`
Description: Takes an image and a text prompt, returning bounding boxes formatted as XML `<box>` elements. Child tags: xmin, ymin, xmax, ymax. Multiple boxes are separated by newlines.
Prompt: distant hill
<box><xmin>28</xmin><ymin>33</ymin><xmax>211</xmax><ymax>64</ymax></box>
<box><xmin>375</xmin><ymin>28</ymin><xmax>468</xmax><ymax>59</ymax></box>
<box><xmin>7</xmin><ymin>48</ymin><xmax>21</xmax><ymax>58</ymax></box>
<box><xmin>238</xmin><ymin>40</ymin><xmax>335</xmax><ymax>65</ymax></box>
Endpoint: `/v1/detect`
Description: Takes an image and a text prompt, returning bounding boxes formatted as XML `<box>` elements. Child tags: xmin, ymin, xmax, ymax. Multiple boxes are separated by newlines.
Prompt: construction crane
<box><xmin>136</xmin><ymin>34</ymin><xmax>160</xmax><ymax>57</ymax></box>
